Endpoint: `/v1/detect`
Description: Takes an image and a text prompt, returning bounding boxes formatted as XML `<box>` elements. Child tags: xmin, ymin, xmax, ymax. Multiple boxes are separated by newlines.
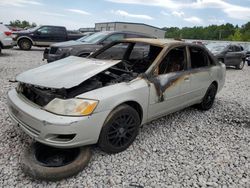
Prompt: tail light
<box><xmin>4</xmin><ymin>31</ymin><xmax>12</xmax><ymax>36</ymax></box>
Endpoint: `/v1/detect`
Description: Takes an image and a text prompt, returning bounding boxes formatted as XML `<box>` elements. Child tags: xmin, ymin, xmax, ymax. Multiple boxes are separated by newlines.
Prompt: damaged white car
<box><xmin>8</xmin><ymin>39</ymin><xmax>226</xmax><ymax>153</ymax></box>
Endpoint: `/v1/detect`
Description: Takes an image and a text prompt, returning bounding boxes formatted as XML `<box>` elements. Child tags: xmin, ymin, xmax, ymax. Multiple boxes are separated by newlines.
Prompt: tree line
<box><xmin>9</xmin><ymin>20</ymin><xmax>37</xmax><ymax>29</ymax></box>
<box><xmin>8</xmin><ymin>19</ymin><xmax>250</xmax><ymax>41</ymax></box>
<box><xmin>163</xmin><ymin>22</ymin><xmax>250</xmax><ymax>41</ymax></box>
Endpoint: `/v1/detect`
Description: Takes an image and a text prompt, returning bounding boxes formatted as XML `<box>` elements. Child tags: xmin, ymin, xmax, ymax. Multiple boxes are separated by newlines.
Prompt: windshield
<box><xmin>77</xmin><ymin>32</ymin><xmax>109</xmax><ymax>43</ymax></box>
<box><xmin>92</xmin><ymin>42</ymin><xmax>162</xmax><ymax>74</ymax></box>
<box><xmin>206</xmin><ymin>43</ymin><xmax>227</xmax><ymax>52</ymax></box>
<box><xmin>26</xmin><ymin>26</ymin><xmax>39</xmax><ymax>32</ymax></box>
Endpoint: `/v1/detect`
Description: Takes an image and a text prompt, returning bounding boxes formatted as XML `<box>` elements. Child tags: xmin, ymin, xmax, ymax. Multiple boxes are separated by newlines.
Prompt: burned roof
<box><xmin>121</xmin><ymin>38</ymin><xmax>185</xmax><ymax>47</ymax></box>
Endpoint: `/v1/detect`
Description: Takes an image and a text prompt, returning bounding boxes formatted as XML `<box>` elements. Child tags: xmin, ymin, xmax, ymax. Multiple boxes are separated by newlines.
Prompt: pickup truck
<box><xmin>12</xmin><ymin>25</ymin><xmax>84</xmax><ymax>50</ymax></box>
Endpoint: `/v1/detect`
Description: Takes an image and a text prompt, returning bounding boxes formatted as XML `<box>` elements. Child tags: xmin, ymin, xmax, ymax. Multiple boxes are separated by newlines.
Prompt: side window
<box><xmin>158</xmin><ymin>47</ymin><xmax>186</xmax><ymax>75</ymax></box>
<box><xmin>190</xmin><ymin>47</ymin><xmax>209</xmax><ymax>68</ymax></box>
<box><xmin>126</xmin><ymin>34</ymin><xmax>144</xmax><ymax>38</ymax></box>
<box><xmin>234</xmin><ymin>46</ymin><xmax>241</xmax><ymax>52</ymax></box>
<box><xmin>228</xmin><ymin>46</ymin><xmax>235</xmax><ymax>52</ymax></box>
<box><xmin>37</xmin><ymin>27</ymin><xmax>51</xmax><ymax>34</ymax></box>
<box><xmin>103</xmin><ymin>34</ymin><xmax>124</xmax><ymax>43</ymax></box>
<box><xmin>51</xmin><ymin>27</ymin><xmax>65</xmax><ymax>35</ymax></box>
<box><xmin>95</xmin><ymin>43</ymin><xmax>129</xmax><ymax>60</ymax></box>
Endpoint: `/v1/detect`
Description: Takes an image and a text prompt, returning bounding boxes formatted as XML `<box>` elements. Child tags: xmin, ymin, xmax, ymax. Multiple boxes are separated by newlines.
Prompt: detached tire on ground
<box><xmin>18</xmin><ymin>38</ymin><xmax>32</xmax><ymax>50</ymax></box>
<box><xmin>98</xmin><ymin>104</ymin><xmax>140</xmax><ymax>154</ymax></box>
<box><xmin>21</xmin><ymin>142</ymin><xmax>91</xmax><ymax>181</ymax></box>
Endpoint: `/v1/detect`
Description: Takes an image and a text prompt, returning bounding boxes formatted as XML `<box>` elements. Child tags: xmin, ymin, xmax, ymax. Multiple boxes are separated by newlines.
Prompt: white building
<box><xmin>95</xmin><ymin>22</ymin><xmax>166</xmax><ymax>38</ymax></box>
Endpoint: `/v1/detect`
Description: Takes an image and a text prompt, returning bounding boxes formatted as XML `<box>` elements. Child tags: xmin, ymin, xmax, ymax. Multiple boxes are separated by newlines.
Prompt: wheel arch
<box><xmin>77</xmin><ymin>51</ymin><xmax>91</xmax><ymax>57</ymax></box>
<box><xmin>123</xmin><ymin>101</ymin><xmax>143</xmax><ymax>124</ymax></box>
<box><xmin>107</xmin><ymin>100</ymin><xmax>144</xmax><ymax>125</ymax></box>
<box><xmin>17</xmin><ymin>36</ymin><xmax>34</xmax><ymax>45</ymax></box>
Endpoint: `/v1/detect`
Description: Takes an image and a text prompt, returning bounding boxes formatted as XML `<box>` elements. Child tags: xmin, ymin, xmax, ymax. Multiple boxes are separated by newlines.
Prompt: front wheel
<box><xmin>236</xmin><ymin>60</ymin><xmax>245</xmax><ymax>70</ymax></box>
<box><xmin>197</xmin><ymin>84</ymin><xmax>217</xmax><ymax>111</ymax></box>
<box><xmin>98</xmin><ymin>104</ymin><xmax>140</xmax><ymax>154</ymax></box>
<box><xmin>18</xmin><ymin>38</ymin><xmax>32</xmax><ymax>50</ymax></box>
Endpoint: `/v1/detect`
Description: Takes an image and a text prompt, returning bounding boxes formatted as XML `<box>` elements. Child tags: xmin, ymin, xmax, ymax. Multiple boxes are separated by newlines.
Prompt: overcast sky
<box><xmin>0</xmin><ymin>0</ymin><xmax>250</xmax><ymax>29</ymax></box>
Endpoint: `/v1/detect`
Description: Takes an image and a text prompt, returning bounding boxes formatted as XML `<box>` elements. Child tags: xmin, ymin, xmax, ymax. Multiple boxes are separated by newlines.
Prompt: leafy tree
<box><xmin>228</xmin><ymin>29</ymin><xmax>243</xmax><ymax>41</ymax></box>
<box><xmin>163</xmin><ymin>22</ymin><xmax>249</xmax><ymax>41</ymax></box>
<box><xmin>9</xmin><ymin>20</ymin><xmax>37</xmax><ymax>28</ymax></box>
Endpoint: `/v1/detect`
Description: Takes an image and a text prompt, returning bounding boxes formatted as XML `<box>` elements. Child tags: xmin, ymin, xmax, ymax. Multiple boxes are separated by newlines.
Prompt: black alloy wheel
<box><xmin>98</xmin><ymin>104</ymin><xmax>140</xmax><ymax>153</ymax></box>
<box><xmin>197</xmin><ymin>84</ymin><xmax>217</xmax><ymax>111</ymax></box>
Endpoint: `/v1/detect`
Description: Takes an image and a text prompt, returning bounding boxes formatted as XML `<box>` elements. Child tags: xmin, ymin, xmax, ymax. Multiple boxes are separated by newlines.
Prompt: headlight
<box><xmin>44</xmin><ymin>98</ymin><xmax>98</xmax><ymax>116</ymax></box>
<box><xmin>56</xmin><ymin>48</ymin><xmax>72</xmax><ymax>55</ymax></box>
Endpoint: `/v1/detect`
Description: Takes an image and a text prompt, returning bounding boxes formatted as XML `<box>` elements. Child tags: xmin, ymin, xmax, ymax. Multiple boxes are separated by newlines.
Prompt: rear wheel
<box><xmin>21</xmin><ymin>142</ymin><xmax>91</xmax><ymax>181</ymax></box>
<box><xmin>98</xmin><ymin>104</ymin><xmax>140</xmax><ymax>153</ymax></box>
<box><xmin>236</xmin><ymin>60</ymin><xmax>245</xmax><ymax>70</ymax></box>
<box><xmin>197</xmin><ymin>84</ymin><xmax>217</xmax><ymax>111</ymax></box>
<box><xmin>18</xmin><ymin>38</ymin><xmax>32</xmax><ymax>50</ymax></box>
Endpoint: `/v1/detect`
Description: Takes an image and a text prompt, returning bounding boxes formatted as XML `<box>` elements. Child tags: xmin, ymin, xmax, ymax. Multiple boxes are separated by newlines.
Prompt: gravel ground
<box><xmin>0</xmin><ymin>48</ymin><xmax>250</xmax><ymax>187</ymax></box>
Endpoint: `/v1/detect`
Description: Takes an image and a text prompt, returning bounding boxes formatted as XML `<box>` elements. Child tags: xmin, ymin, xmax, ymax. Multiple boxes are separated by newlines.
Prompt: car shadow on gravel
<box><xmin>0</xmin><ymin>53</ymin><xmax>12</xmax><ymax>57</ymax></box>
<box><xmin>12</xmin><ymin>48</ymin><xmax>45</xmax><ymax>52</ymax></box>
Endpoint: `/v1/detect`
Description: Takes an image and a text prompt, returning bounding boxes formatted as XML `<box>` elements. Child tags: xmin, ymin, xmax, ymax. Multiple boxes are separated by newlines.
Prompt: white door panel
<box><xmin>189</xmin><ymin>68</ymin><xmax>212</xmax><ymax>100</ymax></box>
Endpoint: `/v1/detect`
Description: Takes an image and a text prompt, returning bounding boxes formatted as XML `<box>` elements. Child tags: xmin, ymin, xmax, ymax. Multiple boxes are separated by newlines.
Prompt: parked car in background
<box><xmin>12</xmin><ymin>25</ymin><xmax>84</xmax><ymax>50</ymax></box>
<box><xmin>0</xmin><ymin>24</ymin><xmax>14</xmax><ymax>54</ymax></box>
<box><xmin>43</xmin><ymin>31</ymin><xmax>155</xmax><ymax>63</ymax></box>
<box><xmin>244</xmin><ymin>46</ymin><xmax>250</xmax><ymax>66</ymax></box>
<box><xmin>8</xmin><ymin>39</ymin><xmax>226</xmax><ymax>154</ymax></box>
<box><xmin>206</xmin><ymin>43</ymin><xmax>246</xmax><ymax>70</ymax></box>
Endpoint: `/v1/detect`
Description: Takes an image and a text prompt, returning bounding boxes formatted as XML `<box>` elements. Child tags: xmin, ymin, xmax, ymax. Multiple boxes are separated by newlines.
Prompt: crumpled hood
<box><xmin>16</xmin><ymin>56</ymin><xmax>120</xmax><ymax>89</ymax></box>
<box><xmin>51</xmin><ymin>40</ymin><xmax>84</xmax><ymax>48</ymax></box>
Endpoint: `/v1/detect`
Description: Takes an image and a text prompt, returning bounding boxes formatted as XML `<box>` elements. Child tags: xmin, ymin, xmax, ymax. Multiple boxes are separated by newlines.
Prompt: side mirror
<box><xmin>36</xmin><ymin>31</ymin><xmax>41</xmax><ymax>35</ymax></box>
<box><xmin>227</xmin><ymin>48</ymin><xmax>233</xmax><ymax>52</ymax></box>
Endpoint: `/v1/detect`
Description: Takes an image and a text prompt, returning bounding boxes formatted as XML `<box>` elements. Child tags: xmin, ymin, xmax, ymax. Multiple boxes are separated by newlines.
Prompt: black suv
<box><xmin>43</xmin><ymin>31</ymin><xmax>155</xmax><ymax>63</ymax></box>
<box><xmin>206</xmin><ymin>43</ymin><xmax>246</xmax><ymax>70</ymax></box>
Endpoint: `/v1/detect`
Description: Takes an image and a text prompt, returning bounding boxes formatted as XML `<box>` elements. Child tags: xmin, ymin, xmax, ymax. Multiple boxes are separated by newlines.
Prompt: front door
<box><xmin>148</xmin><ymin>46</ymin><xmax>190</xmax><ymax>120</ymax></box>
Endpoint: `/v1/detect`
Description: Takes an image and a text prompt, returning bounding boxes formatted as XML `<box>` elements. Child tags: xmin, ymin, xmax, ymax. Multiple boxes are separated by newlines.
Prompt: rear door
<box><xmin>187</xmin><ymin>46</ymin><xmax>213</xmax><ymax>102</ymax></box>
<box><xmin>233</xmin><ymin>45</ymin><xmax>244</xmax><ymax>65</ymax></box>
<box><xmin>225</xmin><ymin>45</ymin><xmax>236</xmax><ymax>66</ymax></box>
<box><xmin>50</xmin><ymin>27</ymin><xmax>67</xmax><ymax>42</ymax></box>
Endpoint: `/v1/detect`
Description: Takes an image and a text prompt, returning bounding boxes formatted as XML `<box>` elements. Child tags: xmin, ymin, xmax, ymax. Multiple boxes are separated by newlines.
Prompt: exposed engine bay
<box><xmin>18</xmin><ymin>61</ymin><xmax>140</xmax><ymax>107</ymax></box>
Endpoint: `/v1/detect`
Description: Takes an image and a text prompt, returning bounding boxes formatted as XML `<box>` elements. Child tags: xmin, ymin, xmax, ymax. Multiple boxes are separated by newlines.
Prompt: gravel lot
<box><xmin>0</xmin><ymin>48</ymin><xmax>250</xmax><ymax>187</ymax></box>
